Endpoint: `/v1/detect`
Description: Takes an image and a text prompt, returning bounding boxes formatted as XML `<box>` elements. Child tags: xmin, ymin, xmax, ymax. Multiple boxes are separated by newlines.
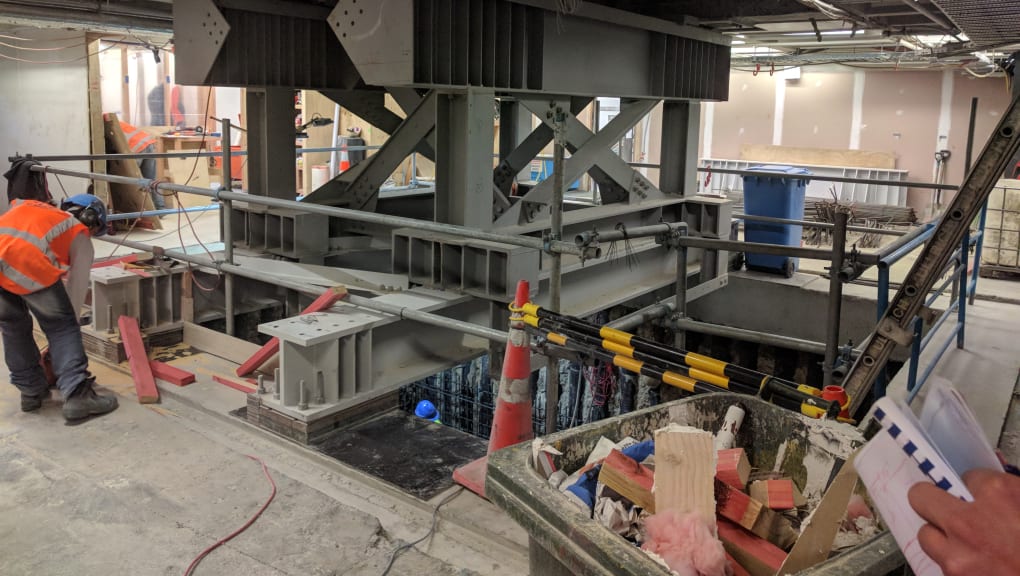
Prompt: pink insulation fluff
<box><xmin>641</xmin><ymin>509</ymin><xmax>728</xmax><ymax>576</ymax></box>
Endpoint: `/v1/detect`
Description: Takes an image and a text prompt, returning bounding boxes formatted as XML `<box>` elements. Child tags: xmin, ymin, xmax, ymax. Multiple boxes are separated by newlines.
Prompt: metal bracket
<box><xmin>172</xmin><ymin>0</ymin><xmax>230</xmax><ymax>84</ymax></box>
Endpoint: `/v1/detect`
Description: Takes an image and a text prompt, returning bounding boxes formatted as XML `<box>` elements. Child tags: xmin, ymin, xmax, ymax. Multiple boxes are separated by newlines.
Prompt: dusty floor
<box><xmin>0</xmin><ymin>354</ymin><xmax>529</xmax><ymax>576</ymax></box>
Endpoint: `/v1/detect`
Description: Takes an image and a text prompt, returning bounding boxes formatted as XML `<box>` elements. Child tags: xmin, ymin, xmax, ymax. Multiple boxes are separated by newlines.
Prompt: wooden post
<box><xmin>120</xmin><ymin>48</ymin><xmax>130</xmax><ymax>123</ymax></box>
<box><xmin>86</xmin><ymin>36</ymin><xmax>110</xmax><ymax>205</ymax></box>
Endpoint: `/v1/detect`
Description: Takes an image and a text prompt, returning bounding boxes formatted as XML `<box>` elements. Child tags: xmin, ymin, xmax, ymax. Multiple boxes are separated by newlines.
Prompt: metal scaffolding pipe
<box><xmin>32</xmin><ymin>165</ymin><xmax>584</xmax><ymax>257</ymax></box>
<box><xmin>12</xmin><ymin>145</ymin><xmax>383</xmax><ymax>162</ymax></box>
<box><xmin>877</xmin><ymin>222</ymin><xmax>937</xmax><ymax>268</ymax></box>
<box><xmin>697</xmin><ymin>166</ymin><xmax>959</xmax><ymax>191</ymax></box>
<box><xmin>608</xmin><ymin>299</ymin><xmax>854</xmax><ymax>358</ymax></box>
<box><xmin>96</xmin><ymin>237</ymin><xmax>508</xmax><ymax>344</ymax></box>
<box><xmin>546</xmin><ymin>114</ymin><xmax>566</xmax><ymax>434</ymax></box>
<box><xmin>676</xmin><ymin>236</ymin><xmax>881</xmax><ymax>266</ymax></box>
<box><xmin>607</xmin><ymin>300</ymin><xmax>674</xmax><ymax>332</ymax></box>
<box><xmin>676</xmin><ymin>319</ymin><xmax>832</xmax><ymax>356</ymax></box>
<box><xmin>574</xmin><ymin>222</ymin><xmax>687</xmax><ymax>248</ymax></box>
<box><xmin>107</xmin><ymin>204</ymin><xmax>219</xmax><ymax>221</ymax></box>
<box><xmin>734</xmin><ymin>213</ymin><xmax>908</xmax><ymax>237</ymax></box>
<box><xmin>822</xmin><ymin>211</ymin><xmax>849</xmax><ymax>387</ymax></box>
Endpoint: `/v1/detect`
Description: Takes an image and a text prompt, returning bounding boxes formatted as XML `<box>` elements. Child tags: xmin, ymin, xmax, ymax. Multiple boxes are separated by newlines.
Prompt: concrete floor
<box><xmin>0</xmin><ymin>353</ymin><xmax>529</xmax><ymax>576</ymax></box>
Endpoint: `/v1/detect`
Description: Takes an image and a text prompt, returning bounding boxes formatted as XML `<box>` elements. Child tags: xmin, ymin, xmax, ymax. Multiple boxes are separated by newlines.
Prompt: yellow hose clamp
<box><xmin>798</xmin><ymin>384</ymin><xmax>822</xmax><ymax>397</ymax></box>
<box><xmin>800</xmin><ymin>404</ymin><xmax>826</xmax><ymax>419</ymax></box>
<box><xmin>507</xmin><ymin>301</ymin><xmax>528</xmax><ymax>322</ymax></box>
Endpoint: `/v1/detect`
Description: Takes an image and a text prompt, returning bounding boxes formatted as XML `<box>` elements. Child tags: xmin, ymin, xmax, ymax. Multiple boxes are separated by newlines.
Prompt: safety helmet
<box><xmin>60</xmin><ymin>194</ymin><xmax>108</xmax><ymax>237</ymax></box>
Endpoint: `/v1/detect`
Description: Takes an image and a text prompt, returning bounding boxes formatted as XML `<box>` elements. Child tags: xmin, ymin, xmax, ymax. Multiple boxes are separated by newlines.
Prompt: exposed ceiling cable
<box><xmin>0</xmin><ymin>39</ymin><xmax>87</xmax><ymax>51</ymax></box>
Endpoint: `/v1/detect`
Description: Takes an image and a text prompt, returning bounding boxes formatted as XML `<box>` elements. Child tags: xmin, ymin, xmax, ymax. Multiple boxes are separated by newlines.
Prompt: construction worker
<box><xmin>0</xmin><ymin>194</ymin><xmax>118</xmax><ymax>421</ymax></box>
<box><xmin>118</xmin><ymin>120</ymin><xmax>166</xmax><ymax>210</ymax></box>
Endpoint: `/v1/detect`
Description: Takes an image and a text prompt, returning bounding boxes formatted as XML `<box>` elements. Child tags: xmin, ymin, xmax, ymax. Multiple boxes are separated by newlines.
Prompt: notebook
<box><xmin>856</xmin><ymin>381</ymin><xmax>1003</xmax><ymax>576</ymax></box>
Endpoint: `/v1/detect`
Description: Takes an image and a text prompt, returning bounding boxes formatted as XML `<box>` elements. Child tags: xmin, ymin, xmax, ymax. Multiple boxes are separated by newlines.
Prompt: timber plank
<box><xmin>118</xmin><ymin>315</ymin><xmax>159</xmax><ymax>403</ymax></box>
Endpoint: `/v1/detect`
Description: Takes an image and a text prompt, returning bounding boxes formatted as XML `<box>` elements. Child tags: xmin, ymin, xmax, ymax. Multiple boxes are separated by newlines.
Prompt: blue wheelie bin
<box><xmin>742</xmin><ymin>165</ymin><xmax>811</xmax><ymax>277</ymax></box>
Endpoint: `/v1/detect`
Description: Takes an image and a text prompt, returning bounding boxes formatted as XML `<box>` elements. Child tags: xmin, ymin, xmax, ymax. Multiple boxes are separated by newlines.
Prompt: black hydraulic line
<box><xmin>521</xmin><ymin>302</ymin><xmax>817</xmax><ymax>397</ymax></box>
<box><xmin>528</xmin><ymin>316</ymin><xmax>841</xmax><ymax>418</ymax></box>
<box><xmin>545</xmin><ymin>322</ymin><xmax>759</xmax><ymax>395</ymax></box>
<box><xmin>534</xmin><ymin>327</ymin><xmax>838</xmax><ymax>418</ymax></box>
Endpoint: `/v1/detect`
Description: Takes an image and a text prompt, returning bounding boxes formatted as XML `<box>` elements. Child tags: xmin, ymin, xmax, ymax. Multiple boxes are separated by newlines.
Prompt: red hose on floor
<box><xmin>183</xmin><ymin>455</ymin><xmax>277</xmax><ymax>576</ymax></box>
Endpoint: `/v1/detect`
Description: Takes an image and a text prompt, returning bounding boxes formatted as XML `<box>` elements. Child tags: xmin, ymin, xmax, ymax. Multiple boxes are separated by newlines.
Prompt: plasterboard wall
<box><xmin>0</xmin><ymin>27</ymin><xmax>90</xmax><ymax>196</ymax></box>
<box><xmin>702</xmin><ymin>67</ymin><xmax>1010</xmax><ymax>214</ymax></box>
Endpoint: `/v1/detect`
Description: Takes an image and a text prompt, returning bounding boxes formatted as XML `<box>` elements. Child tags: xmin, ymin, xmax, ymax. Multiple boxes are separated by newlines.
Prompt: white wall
<box><xmin>0</xmin><ymin>27</ymin><xmax>91</xmax><ymax>196</ymax></box>
<box><xmin>215</xmin><ymin>87</ymin><xmax>243</xmax><ymax>146</ymax></box>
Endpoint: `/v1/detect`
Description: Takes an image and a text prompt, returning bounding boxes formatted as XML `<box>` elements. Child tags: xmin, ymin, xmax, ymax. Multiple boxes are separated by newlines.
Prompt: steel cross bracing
<box><xmin>304</xmin><ymin>91</ymin><xmax>439</xmax><ymax>211</ymax></box>
<box><xmin>842</xmin><ymin>94</ymin><xmax>1020</xmax><ymax>415</ymax></box>
<box><xmin>494</xmin><ymin>98</ymin><xmax>663</xmax><ymax>228</ymax></box>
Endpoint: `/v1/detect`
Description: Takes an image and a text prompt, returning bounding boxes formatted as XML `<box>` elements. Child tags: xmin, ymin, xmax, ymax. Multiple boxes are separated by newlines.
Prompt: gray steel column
<box><xmin>435</xmin><ymin>89</ymin><xmax>496</xmax><ymax>229</ymax></box>
<box><xmin>246</xmin><ymin>88</ymin><xmax>296</xmax><ymax>199</ymax></box>
<box><xmin>823</xmin><ymin>210</ymin><xmax>849</xmax><ymax>388</ymax></box>
<box><xmin>659</xmin><ymin>101</ymin><xmax>700</xmax><ymax>196</ymax></box>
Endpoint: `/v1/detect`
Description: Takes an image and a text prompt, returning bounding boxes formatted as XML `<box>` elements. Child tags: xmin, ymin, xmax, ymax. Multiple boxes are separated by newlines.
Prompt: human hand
<box><xmin>907</xmin><ymin>469</ymin><xmax>1020</xmax><ymax>576</ymax></box>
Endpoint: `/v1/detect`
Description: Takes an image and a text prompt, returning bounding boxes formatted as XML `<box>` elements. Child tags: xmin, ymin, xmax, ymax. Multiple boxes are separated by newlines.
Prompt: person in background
<box><xmin>118</xmin><ymin>120</ymin><xmax>166</xmax><ymax>210</ymax></box>
<box><xmin>908</xmin><ymin>468</ymin><xmax>1020</xmax><ymax>575</ymax></box>
<box><xmin>0</xmin><ymin>194</ymin><xmax>118</xmax><ymax>421</ymax></box>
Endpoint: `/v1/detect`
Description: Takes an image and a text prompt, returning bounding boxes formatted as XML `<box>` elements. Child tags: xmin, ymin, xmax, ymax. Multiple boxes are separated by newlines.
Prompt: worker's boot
<box><xmin>21</xmin><ymin>392</ymin><xmax>46</xmax><ymax>412</ymax></box>
<box><xmin>62</xmin><ymin>379</ymin><xmax>119</xmax><ymax>421</ymax></box>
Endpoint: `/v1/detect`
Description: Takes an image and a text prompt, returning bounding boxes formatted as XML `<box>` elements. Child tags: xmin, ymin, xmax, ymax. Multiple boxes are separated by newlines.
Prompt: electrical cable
<box><xmin>0</xmin><ymin>41</ymin><xmax>117</xmax><ymax>64</ymax></box>
<box><xmin>52</xmin><ymin>174</ymin><xmax>70</xmax><ymax>200</ymax></box>
<box><xmin>182</xmin><ymin>455</ymin><xmax>277</xmax><ymax>576</ymax></box>
<box><xmin>0</xmin><ymin>32</ymin><xmax>86</xmax><ymax>42</ymax></box>
<box><xmin>170</xmin><ymin>88</ymin><xmax>222</xmax><ymax>293</ymax></box>
<box><xmin>380</xmin><ymin>488</ymin><xmax>463</xmax><ymax>576</ymax></box>
<box><xmin>0</xmin><ymin>40</ymin><xmax>88</xmax><ymax>51</ymax></box>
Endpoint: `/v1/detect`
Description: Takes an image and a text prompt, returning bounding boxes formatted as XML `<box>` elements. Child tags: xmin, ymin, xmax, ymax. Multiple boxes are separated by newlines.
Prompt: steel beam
<box><xmin>330</xmin><ymin>0</ymin><xmax>728</xmax><ymax>100</ymax></box>
<box><xmin>246</xmin><ymin>88</ymin><xmax>297</xmax><ymax>200</ymax></box>
<box><xmin>176</xmin><ymin>0</ymin><xmax>362</xmax><ymax>88</ymax></box>
<box><xmin>304</xmin><ymin>91</ymin><xmax>438</xmax><ymax>210</ymax></box>
<box><xmin>435</xmin><ymin>89</ymin><xmax>500</xmax><ymax>229</ymax></box>
<box><xmin>659</xmin><ymin>101</ymin><xmax>700</xmax><ymax>196</ymax></box>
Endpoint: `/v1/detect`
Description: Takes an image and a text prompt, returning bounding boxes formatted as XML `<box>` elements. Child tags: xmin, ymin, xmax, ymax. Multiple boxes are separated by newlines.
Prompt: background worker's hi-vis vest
<box><xmin>0</xmin><ymin>200</ymin><xmax>87</xmax><ymax>294</ymax></box>
<box><xmin>119</xmin><ymin>121</ymin><xmax>156</xmax><ymax>153</ymax></box>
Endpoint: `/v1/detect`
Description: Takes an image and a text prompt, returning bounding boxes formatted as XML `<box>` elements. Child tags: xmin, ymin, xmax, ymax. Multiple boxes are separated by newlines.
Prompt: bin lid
<box><xmin>744</xmin><ymin>164</ymin><xmax>812</xmax><ymax>177</ymax></box>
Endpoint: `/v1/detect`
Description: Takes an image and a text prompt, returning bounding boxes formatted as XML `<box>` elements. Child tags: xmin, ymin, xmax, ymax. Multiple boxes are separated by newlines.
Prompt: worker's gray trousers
<box><xmin>0</xmin><ymin>281</ymin><xmax>88</xmax><ymax>399</ymax></box>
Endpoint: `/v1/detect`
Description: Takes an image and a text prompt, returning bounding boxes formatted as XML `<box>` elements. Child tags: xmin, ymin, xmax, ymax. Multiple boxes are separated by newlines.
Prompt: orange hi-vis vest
<box><xmin>119</xmin><ymin>121</ymin><xmax>156</xmax><ymax>153</ymax></box>
<box><xmin>0</xmin><ymin>200</ymin><xmax>88</xmax><ymax>294</ymax></box>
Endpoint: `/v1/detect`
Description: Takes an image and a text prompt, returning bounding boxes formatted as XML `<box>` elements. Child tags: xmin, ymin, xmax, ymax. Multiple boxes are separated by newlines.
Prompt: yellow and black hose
<box><xmin>521</xmin><ymin>303</ymin><xmax>840</xmax><ymax>414</ymax></box>
<box><xmin>533</xmin><ymin>324</ymin><xmax>840</xmax><ymax>419</ymax></box>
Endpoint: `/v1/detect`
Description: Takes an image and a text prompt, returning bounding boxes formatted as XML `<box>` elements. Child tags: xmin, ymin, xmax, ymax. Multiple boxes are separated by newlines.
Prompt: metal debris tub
<box><xmin>485</xmin><ymin>392</ymin><xmax>904</xmax><ymax>576</ymax></box>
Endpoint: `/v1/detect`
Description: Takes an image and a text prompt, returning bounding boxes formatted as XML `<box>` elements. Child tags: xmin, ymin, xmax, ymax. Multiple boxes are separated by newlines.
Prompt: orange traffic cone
<box><xmin>338</xmin><ymin>145</ymin><xmax>350</xmax><ymax>173</ymax></box>
<box><xmin>453</xmin><ymin>279</ymin><xmax>534</xmax><ymax>498</ymax></box>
